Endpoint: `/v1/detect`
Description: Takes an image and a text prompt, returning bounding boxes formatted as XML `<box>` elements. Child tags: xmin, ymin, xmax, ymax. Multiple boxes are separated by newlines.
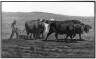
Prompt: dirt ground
<box><xmin>1</xmin><ymin>32</ymin><xmax>95</xmax><ymax>58</ymax></box>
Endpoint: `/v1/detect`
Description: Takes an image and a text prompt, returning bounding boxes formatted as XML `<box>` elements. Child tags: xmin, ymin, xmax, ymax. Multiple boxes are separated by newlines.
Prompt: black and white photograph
<box><xmin>1</xmin><ymin>1</ymin><xmax>95</xmax><ymax>58</ymax></box>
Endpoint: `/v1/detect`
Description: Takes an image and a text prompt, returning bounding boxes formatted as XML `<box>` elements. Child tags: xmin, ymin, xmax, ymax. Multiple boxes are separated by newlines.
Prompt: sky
<box><xmin>2</xmin><ymin>2</ymin><xmax>94</xmax><ymax>17</ymax></box>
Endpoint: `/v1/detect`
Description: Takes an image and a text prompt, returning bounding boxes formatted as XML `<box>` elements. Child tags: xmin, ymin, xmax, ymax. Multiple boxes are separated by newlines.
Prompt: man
<box><xmin>9</xmin><ymin>20</ymin><xmax>19</xmax><ymax>39</ymax></box>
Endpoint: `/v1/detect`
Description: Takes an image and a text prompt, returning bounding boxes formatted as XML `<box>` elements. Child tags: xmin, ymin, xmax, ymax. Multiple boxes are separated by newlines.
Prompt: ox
<box><xmin>25</xmin><ymin>20</ymin><xmax>45</xmax><ymax>39</ymax></box>
<box><xmin>45</xmin><ymin>21</ymin><xmax>75</xmax><ymax>41</ymax></box>
<box><xmin>64</xmin><ymin>20</ymin><xmax>92</xmax><ymax>40</ymax></box>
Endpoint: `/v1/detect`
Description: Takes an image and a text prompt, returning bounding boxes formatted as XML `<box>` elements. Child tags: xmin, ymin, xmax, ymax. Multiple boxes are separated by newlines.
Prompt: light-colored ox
<box><xmin>40</xmin><ymin>18</ymin><xmax>55</xmax><ymax>33</ymax></box>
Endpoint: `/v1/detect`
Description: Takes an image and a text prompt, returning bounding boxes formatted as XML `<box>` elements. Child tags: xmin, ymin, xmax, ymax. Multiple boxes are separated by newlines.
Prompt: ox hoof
<box><xmin>65</xmin><ymin>40</ymin><xmax>67</xmax><ymax>42</ymax></box>
<box><xmin>56</xmin><ymin>40</ymin><xmax>59</xmax><ymax>42</ymax></box>
<box><xmin>43</xmin><ymin>39</ymin><xmax>47</xmax><ymax>41</ymax></box>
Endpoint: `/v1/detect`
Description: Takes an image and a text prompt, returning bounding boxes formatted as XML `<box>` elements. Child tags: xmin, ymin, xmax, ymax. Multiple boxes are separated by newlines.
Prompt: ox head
<box><xmin>45</xmin><ymin>18</ymin><xmax>56</xmax><ymax>24</ymax></box>
<box><xmin>84</xmin><ymin>24</ymin><xmax>92</xmax><ymax>33</ymax></box>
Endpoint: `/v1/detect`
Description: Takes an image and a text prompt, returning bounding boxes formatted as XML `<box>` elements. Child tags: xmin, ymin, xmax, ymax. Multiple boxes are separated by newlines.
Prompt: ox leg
<box><xmin>37</xmin><ymin>31</ymin><xmax>41</xmax><ymax>38</ymax></box>
<box><xmin>35</xmin><ymin>33</ymin><xmax>38</xmax><ymax>39</ymax></box>
<box><xmin>55</xmin><ymin>33</ymin><xmax>59</xmax><ymax>41</ymax></box>
<box><xmin>26</xmin><ymin>29</ymin><xmax>29</xmax><ymax>39</ymax></box>
<box><xmin>79</xmin><ymin>33</ymin><xmax>82</xmax><ymax>40</ymax></box>
<box><xmin>39</xmin><ymin>30</ymin><xmax>44</xmax><ymax>38</ymax></box>
<box><xmin>33</xmin><ymin>33</ymin><xmax>35</xmax><ymax>39</ymax></box>
<box><xmin>35</xmin><ymin>33</ymin><xmax>37</xmax><ymax>39</ymax></box>
<box><xmin>42</xmin><ymin>33</ymin><xmax>44</xmax><ymax>38</ymax></box>
<box><xmin>40</xmin><ymin>32</ymin><xmax>44</xmax><ymax>38</ymax></box>
<box><xmin>36</xmin><ymin>34</ymin><xmax>39</xmax><ymax>38</ymax></box>
<box><xmin>37</xmin><ymin>32</ymin><xmax>40</xmax><ymax>38</ymax></box>
<box><xmin>28</xmin><ymin>33</ymin><xmax>31</xmax><ymax>38</ymax></box>
<box><xmin>65</xmin><ymin>35</ymin><xmax>68</xmax><ymax>42</ymax></box>
<box><xmin>41</xmin><ymin>30</ymin><xmax>44</xmax><ymax>38</ymax></box>
<box><xmin>63</xmin><ymin>34</ymin><xmax>66</xmax><ymax>39</ymax></box>
<box><xmin>45</xmin><ymin>27</ymin><xmax>54</xmax><ymax>41</ymax></box>
<box><xmin>33</xmin><ymin>33</ymin><xmax>36</xmax><ymax>39</ymax></box>
<box><xmin>73</xmin><ymin>33</ymin><xmax>76</xmax><ymax>38</ymax></box>
<box><xmin>27</xmin><ymin>32</ymin><xmax>31</xmax><ymax>39</ymax></box>
<box><xmin>38</xmin><ymin>31</ymin><xmax>42</xmax><ymax>38</ymax></box>
<box><xmin>70</xmin><ymin>35</ymin><xmax>73</xmax><ymax>42</ymax></box>
<box><xmin>45</xmin><ymin>31</ymin><xmax>53</xmax><ymax>41</ymax></box>
<box><xmin>29</xmin><ymin>33</ymin><xmax>32</xmax><ymax>38</ymax></box>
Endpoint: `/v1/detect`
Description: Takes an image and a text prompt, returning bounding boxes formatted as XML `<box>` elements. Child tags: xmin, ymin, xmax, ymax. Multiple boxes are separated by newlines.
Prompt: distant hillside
<box><xmin>2</xmin><ymin>12</ymin><xmax>94</xmax><ymax>25</ymax></box>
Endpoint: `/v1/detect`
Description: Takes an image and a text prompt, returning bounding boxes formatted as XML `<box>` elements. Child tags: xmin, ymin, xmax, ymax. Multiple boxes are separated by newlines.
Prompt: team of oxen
<box><xmin>19</xmin><ymin>18</ymin><xmax>92</xmax><ymax>42</ymax></box>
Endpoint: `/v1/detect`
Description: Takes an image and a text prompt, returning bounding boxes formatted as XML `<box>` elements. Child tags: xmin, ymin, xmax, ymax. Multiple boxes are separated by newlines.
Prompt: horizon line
<box><xmin>2</xmin><ymin>11</ymin><xmax>94</xmax><ymax>17</ymax></box>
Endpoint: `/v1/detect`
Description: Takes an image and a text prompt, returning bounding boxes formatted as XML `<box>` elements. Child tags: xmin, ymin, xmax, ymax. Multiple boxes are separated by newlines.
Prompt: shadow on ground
<box><xmin>42</xmin><ymin>39</ymin><xmax>85</xmax><ymax>43</ymax></box>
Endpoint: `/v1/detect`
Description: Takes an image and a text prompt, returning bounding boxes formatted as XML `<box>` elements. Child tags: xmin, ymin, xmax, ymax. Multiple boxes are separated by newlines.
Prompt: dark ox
<box><xmin>25</xmin><ymin>20</ymin><xmax>45</xmax><ymax>39</ymax></box>
<box><xmin>45</xmin><ymin>21</ymin><xmax>75</xmax><ymax>41</ymax></box>
<box><xmin>64</xmin><ymin>20</ymin><xmax>84</xmax><ymax>39</ymax></box>
<box><xmin>65</xmin><ymin>20</ymin><xmax>92</xmax><ymax>40</ymax></box>
<box><xmin>83</xmin><ymin>24</ymin><xmax>92</xmax><ymax>33</ymax></box>
<box><xmin>72</xmin><ymin>24</ymin><xmax>85</xmax><ymax>39</ymax></box>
